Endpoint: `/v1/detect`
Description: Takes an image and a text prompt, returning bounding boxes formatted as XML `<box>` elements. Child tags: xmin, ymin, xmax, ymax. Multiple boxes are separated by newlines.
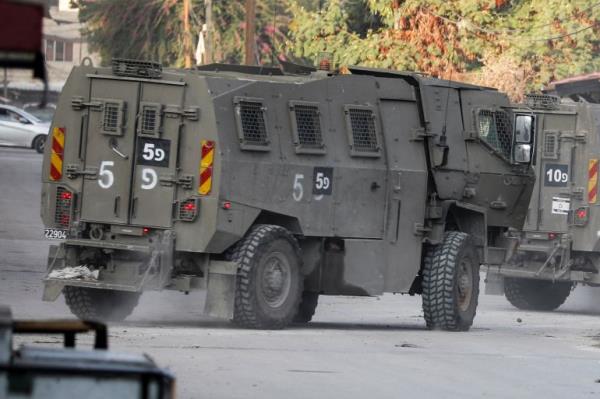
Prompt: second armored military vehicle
<box><xmin>486</xmin><ymin>81</ymin><xmax>600</xmax><ymax>311</ymax></box>
<box><xmin>41</xmin><ymin>59</ymin><xmax>538</xmax><ymax>330</ymax></box>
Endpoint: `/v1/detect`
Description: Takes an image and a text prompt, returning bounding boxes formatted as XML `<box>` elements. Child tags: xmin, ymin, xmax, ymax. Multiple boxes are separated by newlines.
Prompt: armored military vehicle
<box><xmin>486</xmin><ymin>87</ymin><xmax>600</xmax><ymax>311</ymax></box>
<box><xmin>41</xmin><ymin>59</ymin><xmax>538</xmax><ymax>330</ymax></box>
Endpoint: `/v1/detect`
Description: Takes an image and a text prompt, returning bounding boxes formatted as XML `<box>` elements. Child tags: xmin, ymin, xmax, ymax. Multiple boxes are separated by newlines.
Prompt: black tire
<box><xmin>293</xmin><ymin>291</ymin><xmax>319</xmax><ymax>324</ymax></box>
<box><xmin>64</xmin><ymin>286</ymin><xmax>140</xmax><ymax>322</ymax></box>
<box><xmin>32</xmin><ymin>135</ymin><xmax>46</xmax><ymax>154</ymax></box>
<box><xmin>504</xmin><ymin>278</ymin><xmax>572</xmax><ymax>311</ymax></box>
<box><xmin>422</xmin><ymin>231</ymin><xmax>480</xmax><ymax>331</ymax></box>
<box><xmin>226</xmin><ymin>224</ymin><xmax>303</xmax><ymax>329</ymax></box>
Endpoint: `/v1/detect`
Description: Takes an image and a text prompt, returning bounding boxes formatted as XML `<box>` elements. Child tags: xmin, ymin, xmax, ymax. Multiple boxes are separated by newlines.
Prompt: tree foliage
<box><xmin>77</xmin><ymin>0</ymin><xmax>600</xmax><ymax>99</ymax></box>
<box><xmin>285</xmin><ymin>0</ymin><xmax>600</xmax><ymax>99</ymax></box>
<box><xmin>77</xmin><ymin>0</ymin><xmax>292</xmax><ymax>67</ymax></box>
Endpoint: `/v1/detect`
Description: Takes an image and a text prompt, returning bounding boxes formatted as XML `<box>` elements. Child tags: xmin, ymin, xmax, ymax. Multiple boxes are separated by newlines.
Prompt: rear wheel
<box><xmin>32</xmin><ymin>135</ymin><xmax>45</xmax><ymax>154</ymax></box>
<box><xmin>227</xmin><ymin>224</ymin><xmax>303</xmax><ymax>329</ymax></box>
<box><xmin>422</xmin><ymin>231</ymin><xmax>480</xmax><ymax>331</ymax></box>
<box><xmin>504</xmin><ymin>278</ymin><xmax>572</xmax><ymax>311</ymax></box>
<box><xmin>64</xmin><ymin>286</ymin><xmax>140</xmax><ymax>322</ymax></box>
<box><xmin>293</xmin><ymin>291</ymin><xmax>319</xmax><ymax>324</ymax></box>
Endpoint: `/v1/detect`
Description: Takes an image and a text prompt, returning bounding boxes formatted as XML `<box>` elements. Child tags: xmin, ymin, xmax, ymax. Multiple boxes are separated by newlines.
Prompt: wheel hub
<box><xmin>260</xmin><ymin>252</ymin><xmax>291</xmax><ymax>308</ymax></box>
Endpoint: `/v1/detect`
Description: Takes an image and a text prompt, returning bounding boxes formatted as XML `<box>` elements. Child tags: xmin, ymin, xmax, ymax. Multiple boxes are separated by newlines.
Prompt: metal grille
<box><xmin>55</xmin><ymin>187</ymin><xmax>72</xmax><ymax>229</ymax></box>
<box><xmin>348</xmin><ymin>108</ymin><xmax>378</xmax><ymax>152</ymax></box>
<box><xmin>141</xmin><ymin>106</ymin><xmax>158</xmax><ymax>135</ymax></box>
<box><xmin>112</xmin><ymin>58</ymin><xmax>162</xmax><ymax>79</ymax></box>
<box><xmin>103</xmin><ymin>102</ymin><xmax>119</xmax><ymax>132</ymax></box>
<box><xmin>543</xmin><ymin>132</ymin><xmax>558</xmax><ymax>158</ymax></box>
<box><xmin>178</xmin><ymin>198</ymin><xmax>198</xmax><ymax>221</ymax></box>
<box><xmin>239</xmin><ymin>101</ymin><xmax>268</xmax><ymax>145</ymax></box>
<box><xmin>478</xmin><ymin>110</ymin><xmax>513</xmax><ymax>158</ymax></box>
<box><xmin>525</xmin><ymin>94</ymin><xmax>560</xmax><ymax>110</ymax></box>
<box><xmin>294</xmin><ymin>105</ymin><xmax>322</xmax><ymax>147</ymax></box>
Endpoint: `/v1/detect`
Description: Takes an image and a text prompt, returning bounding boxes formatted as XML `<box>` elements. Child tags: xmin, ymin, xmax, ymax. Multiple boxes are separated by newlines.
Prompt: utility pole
<box><xmin>244</xmin><ymin>0</ymin><xmax>256</xmax><ymax>65</ymax></box>
<box><xmin>205</xmin><ymin>0</ymin><xmax>213</xmax><ymax>64</ymax></box>
<box><xmin>182</xmin><ymin>0</ymin><xmax>193</xmax><ymax>68</ymax></box>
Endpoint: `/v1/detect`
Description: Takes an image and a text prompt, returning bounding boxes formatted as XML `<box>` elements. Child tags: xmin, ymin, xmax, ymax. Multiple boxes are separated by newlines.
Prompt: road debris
<box><xmin>48</xmin><ymin>265</ymin><xmax>99</xmax><ymax>280</ymax></box>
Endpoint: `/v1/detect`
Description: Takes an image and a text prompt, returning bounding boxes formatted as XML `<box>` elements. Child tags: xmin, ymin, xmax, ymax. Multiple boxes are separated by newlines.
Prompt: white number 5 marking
<box><xmin>98</xmin><ymin>161</ymin><xmax>114</xmax><ymax>189</ymax></box>
<box><xmin>293</xmin><ymin>174</ymin><xmax>304</xmax><ymax>201</ymax></box>
<box><xmin>141</xmin><ymin>168</ymin><xmax>158</xmax><ymax>190</ymax></box>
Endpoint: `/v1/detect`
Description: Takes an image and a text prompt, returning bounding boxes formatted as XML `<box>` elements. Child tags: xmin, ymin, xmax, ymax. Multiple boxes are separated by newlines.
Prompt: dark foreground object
<box><xmin>0</xmin><ymin>305</ymin><xmax>174</xmax><ymax>399</ymax></box>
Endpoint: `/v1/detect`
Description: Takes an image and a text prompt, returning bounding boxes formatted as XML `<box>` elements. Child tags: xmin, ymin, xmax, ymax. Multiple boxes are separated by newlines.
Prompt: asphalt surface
<box><xmin>1</xmin><ymin>146</ymin><xmax>599</xmax><ymax>399</ymax></box>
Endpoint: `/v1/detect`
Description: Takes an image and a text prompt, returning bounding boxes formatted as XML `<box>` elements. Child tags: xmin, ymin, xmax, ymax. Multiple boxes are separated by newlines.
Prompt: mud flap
<box><xmin>42</xmin><ymin>245</ymin><xmax>65</xmax><ymax>302</ymax></box>
<box><xmin>204</xmin><ymin>261</ymin><xmax>237</xmax><ymax>319</ymax></box>
<box><xmin>484</xmin><ymin>268</ymin><xmax>505</xmax><ymax>295</ymax></box>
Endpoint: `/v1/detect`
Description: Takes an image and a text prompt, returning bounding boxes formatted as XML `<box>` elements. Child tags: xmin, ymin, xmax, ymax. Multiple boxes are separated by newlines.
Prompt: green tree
<box><xmin>286</xmin><ymin>0</ymin><xmax>600</xmax><ymax>99</ymax></box>
<box><xmin>77</xmin><ymin>0</ymin><xmax>292</xmax><ymax>67</ymax></box>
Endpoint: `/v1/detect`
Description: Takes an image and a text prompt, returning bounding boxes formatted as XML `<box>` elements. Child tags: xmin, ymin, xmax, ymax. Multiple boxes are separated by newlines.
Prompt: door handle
<box><xmin>109</xmin><ymin>137</ymin><xmax>128</xmax><ymax>160</ymax></box>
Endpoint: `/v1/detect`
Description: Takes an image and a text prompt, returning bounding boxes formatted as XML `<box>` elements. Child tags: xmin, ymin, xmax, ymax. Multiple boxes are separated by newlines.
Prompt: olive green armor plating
<box><xmin>40</xmin><ymin>60</ymin><xmax>541</xmax><ymax>330</ymax></box>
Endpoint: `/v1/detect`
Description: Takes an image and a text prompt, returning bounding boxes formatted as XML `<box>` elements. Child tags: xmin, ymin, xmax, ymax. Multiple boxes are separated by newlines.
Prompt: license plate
<box><xmin>44</xmin><ymin>229</ymin><xmax>68</xmax><ymax>240</ymax></box>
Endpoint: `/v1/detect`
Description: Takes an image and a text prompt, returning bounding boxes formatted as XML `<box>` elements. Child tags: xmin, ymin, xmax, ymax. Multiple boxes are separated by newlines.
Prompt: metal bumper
<box><xmin>42</xmin><ymin>233</ymin><xmax>238</xmax><ymax>319</ymax></box>
<box><xmin>42</xmin><ymin>231</ymin><xmax>175</xmax><ymax>301</ymax></box>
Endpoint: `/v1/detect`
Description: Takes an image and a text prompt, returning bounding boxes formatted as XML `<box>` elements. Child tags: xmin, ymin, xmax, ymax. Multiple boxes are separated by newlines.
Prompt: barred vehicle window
<box><xmin>478</xmin><ymin>110</ymin><xmax>513</xmax><ymax>159</ymax></box>
<box><xmin>103</xmin><ymin>103</ymin><xmax>119</xmax><ymax>133</ymax></box>
<box><xmin>348</xmin><ymin>108</ymin><xmax>378</xmax><ymax>152</ymax></box>
<box><xmin>239</xmin><ymin>101</ymin><xmax>268</xmax><ymax>145</ymax></box>
<box><xmin>294</xmin><ymin>104</ymin><xmax>323</xmax><ymax>148</ymax></box>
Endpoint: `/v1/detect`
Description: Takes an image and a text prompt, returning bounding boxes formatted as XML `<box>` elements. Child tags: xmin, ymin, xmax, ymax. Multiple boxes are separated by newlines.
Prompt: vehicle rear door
<box><xmin>129</xmin><ymin>82</ymin><xmax>185</xmax><ymax>228</ymax></box>
<box><xmin>80</xmin><ymin>78</ymin><xmax>139</xmax><ymax>225</ymax></box>
<box><xmin>528</xmin><ymin>114</ymin><xmax>577</xmax><ymax>232</ymax></box>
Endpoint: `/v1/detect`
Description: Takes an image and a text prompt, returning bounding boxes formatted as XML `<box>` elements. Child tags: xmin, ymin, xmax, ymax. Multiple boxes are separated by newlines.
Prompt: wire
<box><xmin>432</xmin><ymin>1</ymin><xmax>600</xmax><ymax>37</ymax></box>
<box><xmin>530</xmin><ymin>22</ymin><xmax>599</xmax><ymax>42</ymax></box>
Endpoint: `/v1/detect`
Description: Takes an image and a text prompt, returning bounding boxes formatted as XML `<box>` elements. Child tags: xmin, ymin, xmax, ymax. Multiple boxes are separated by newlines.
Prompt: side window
<box><xmin>234</xmin><ymin>97</ymin><xmax>270</xmax><ymax>151</ymax></box>
<box><xmin>344</xmin><ymin>105</ymin><xmax>381</xmax><ymax>157</ymax></box>
<box><xmin>289</xmin><ymin>101</ymin><xmax>325</xmax><ymax>154</ymax></box>
<box><xmin>99</xmin><ymin>99</ymin><xmax>125</xmax><ymax>136</ymax></box>
<box><xmin>139</xmin><ymin>102</ymin><xmax>162</xmax><ymax>137</ymax></box>
<box><xmin>477</xmin><ymin>109</ymin><xmax>513</xmax><ymax>159</ymax></box>
<box><xmin>542</xmin><ymin>131</ymin><xmax>559</xmax><ymax>159</ymax></box>
<box><xmin>0</xmin><ymin>108</ymin><xmax>10</xmax><ymax>122</ymax></box>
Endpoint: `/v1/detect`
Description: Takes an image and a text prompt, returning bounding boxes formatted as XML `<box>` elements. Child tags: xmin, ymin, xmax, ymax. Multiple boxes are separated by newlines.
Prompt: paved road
<box><xmin>1</xmin><ymin>147</ymin><xmax>599</xmax><ymax>399</ymax></box>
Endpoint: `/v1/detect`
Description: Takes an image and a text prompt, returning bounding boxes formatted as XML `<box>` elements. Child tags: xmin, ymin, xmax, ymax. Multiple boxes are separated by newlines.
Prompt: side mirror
<box><xmin>514</xmin><ymin>143</ymin><xmax>532</xmax><ymax>163</ymax></box>
<box><xmin>18</xmin><ymin>117</ymin><xmax>30</xmax><ymax>124</ymax></box>
<box><xmin>514</xmin><ymin>115</ymin><xmax>533</xmax><ymax>143</ymax></box>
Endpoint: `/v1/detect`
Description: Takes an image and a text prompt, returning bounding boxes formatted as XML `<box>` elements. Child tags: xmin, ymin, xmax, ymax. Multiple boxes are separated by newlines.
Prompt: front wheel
<box><xmin>422</xmin><ymin>231</ymin><xmax>480</xmax><ymax>331</ymax></box>
<box><xmin>227</xmin><ymin>224</ymin><xmax>303</xmax><ymax>329</ymax></box>
<box><xmin>64</xmin><ymin>286</ymin><xmax>140</xmax><ymax>322</ymax></box>
<box><xmin>32</xmin><ymin>135</ymin><xmax>46</xmax><ymax>154</ymax></box>
<box><xmin>504</xmin><ymin>278</ymin><xmax>572</xmax><ymax>311</ymax></box>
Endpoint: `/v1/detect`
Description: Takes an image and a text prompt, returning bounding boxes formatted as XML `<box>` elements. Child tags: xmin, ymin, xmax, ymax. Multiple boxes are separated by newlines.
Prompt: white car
<box><xmin>0</xmin><ymin>104</ymin><xmax>50</xmax><ymax>153</ymax></box>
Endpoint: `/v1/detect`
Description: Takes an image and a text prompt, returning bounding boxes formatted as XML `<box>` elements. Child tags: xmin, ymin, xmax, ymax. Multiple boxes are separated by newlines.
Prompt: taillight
<box><xmin>574</xmin><ymin>206</ymin><xmax>589</xmax><ymax>226</ymax></box>
<box><xmin>198</xmin><ymin>140</ymin><xmax>214</xmax><ymax>195</ymax></box>
<box><xmin>178</xmin><ymin>198</ymin><xmax>199</xmax><ymax>221</ymax></box>
<box><xmin>49</xmin><ymin>127</ymin><xmax>65</xmax><ymax>181</ymax></box>
<box><xmin>55</xmin><ymin>186</ymin><xmax>73</xmax><ymax>229</ymax></box>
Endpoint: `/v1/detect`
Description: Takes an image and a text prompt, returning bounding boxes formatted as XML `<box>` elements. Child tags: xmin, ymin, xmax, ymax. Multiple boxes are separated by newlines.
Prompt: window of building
<box><xmin>45</xmin><ymin>40</ymin><xmax>54</xmax><ymax>61</ymax></box>
<box><xmin>44</xmin><ymin>39</ymin><xmax>74</xmax><ymax>63</ymax></box>
<box><xmin>55</xmin><ymin>41</ymin><xmax>64</xmax><ymax>61</ymax></box>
